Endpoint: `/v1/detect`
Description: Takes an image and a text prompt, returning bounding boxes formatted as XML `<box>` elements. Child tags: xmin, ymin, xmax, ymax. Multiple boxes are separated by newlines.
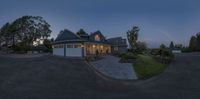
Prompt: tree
<box><xmin>196</xmin><ymin>33</ymin><xmax>200</xmax><ymax>51</ymax></box>
<box><xmin>0</xmin><ymin>23</ymin><xmax>11</xmax><ymax>47</ymax></box>
<box><xmin>43</xmin><ymin>39</ymin><xmax>52</xmax><ymax>52</ymax></box>
<box><xmin>189</xmin><ymin>36</ymin><xmax>197</xmax><ymax>51</ymax></box>
<box><xmin>160</xmin><ymin>44</ymin><xmax>166</xmax><ymax>49</ymax></box>
<box><xmin>0</xmin><ymin>16</ymin><xmax>52</xmax><ymax>52</ymax></box>
<box><xmin>13</xmin><ymin>16</ymin><xmax>51</xmax><ymax>46</ymax></box>
<box><xmin>169</xmin><ymin>41</ymin><xmax>174</xmax><ymax>50</ymax></box>
<box><xmin>76</xmin><ymin>28</ymin><xmax>88</xmax><ymax>36</ymax></box>
<box><xmin>127</xmin><ymin>26</ymin><xmax>139</xmax><ymax>50</ymax></box>
<box><xmin>135</xmin><ymin>41</ymin><xmax>147</xmax><ymax>54</ymax></box>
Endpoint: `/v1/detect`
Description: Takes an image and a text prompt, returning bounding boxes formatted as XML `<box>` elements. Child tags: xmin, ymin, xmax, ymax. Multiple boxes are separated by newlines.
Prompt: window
<box><xmin>94</xmin><ymin>35</ymin><xmax>100</xmax><ymax>41</ymax></box>
<box><xmin>74</xmin><ymin>44</ymin><xmax>82</xmax><ymax>48</ymax></box>
<box><xmin>114</xmin><ymin>47</ymin><xmax>118</xmax><ymax>51</ymax></box>
<box><xmin>53</xmin><ymin>44</ymin><xmax>64</xmax><ymax>48</ymax></box>
<box><xmin>59</xmin><ymin>44</ymin><xmax>64</xmax><ymax>48</ymax></box>
<box><xmin>67</xmin><ymin>45</ymin><xmax>73</xmax><ymax>48</ymax></box>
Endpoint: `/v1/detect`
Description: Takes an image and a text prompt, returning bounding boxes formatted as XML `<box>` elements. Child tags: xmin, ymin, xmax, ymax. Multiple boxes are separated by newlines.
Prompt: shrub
<box><xmin>121</xmin><ymin>52</ymin><xmax>137</xmax><ymax>59</ymax></box>
<box><xmin>151</xmin><ymin>48</ymin><xmax>174</xmax><ymax>58</ymax></box>
<box><xmin>85</xmin><ymin>56</ymin><xmax>95</xmax><ymax>62</ymax></box>
<box><xmin>151</xmin><ymin>48</ymin><xmax>174</xmax><ymax>64</ymax></box>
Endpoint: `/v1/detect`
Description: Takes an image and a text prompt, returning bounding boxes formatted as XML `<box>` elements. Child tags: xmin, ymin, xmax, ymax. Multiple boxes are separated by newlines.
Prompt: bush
<box><xmin>151</xmin><ymin>48</ymin><xmax>174</xmax><ymax>58</ymax></box>
<box><xmin>150</xmin><ymin>48</ymin><xmax>174</xmax><ymax>64</ymax></box>
<box><xmin>11</xmin><ymin>45</ymin><xmax>31</xmax><ymax>53</ymax></box>
<box><xmin>120</xmin><ymin>52</ymin><xmax>137</xmax><ymax>59</ymax></box>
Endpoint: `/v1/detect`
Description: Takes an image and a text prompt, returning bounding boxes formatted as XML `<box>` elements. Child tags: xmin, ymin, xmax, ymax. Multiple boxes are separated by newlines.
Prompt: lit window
<box><xmin>94</xmin><ymin>35</ymin><xmax>100</xmax><ymax>41</ymax></box>
<box><xmin>74</xmin><ymin>45</ymin><xmax>81</xmax><ymax>48</ymax></box>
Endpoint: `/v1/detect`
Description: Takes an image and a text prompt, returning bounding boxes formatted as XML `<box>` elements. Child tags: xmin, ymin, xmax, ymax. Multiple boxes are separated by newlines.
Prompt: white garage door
<box><xmin>65</xmin><ymin>44</ymin><xmax>83</xmax><ymax>57</ymax></box>
<box><xmin>53</xmin><ymin>44</ymin><xmax>65</xmax><ymax>56</ymax></box>
<box><xmin>65</xmin><ymin>48</ymin><xmax>82</xmax><ymax>57</ymax></box>
<box><xmin>53</xmin><ymin>48</ymin><xmax>64</xmax><ymax>56</ymax></box>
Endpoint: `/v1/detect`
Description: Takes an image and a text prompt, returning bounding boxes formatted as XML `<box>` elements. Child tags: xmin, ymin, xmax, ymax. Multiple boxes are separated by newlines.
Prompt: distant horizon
<box><xmin>1</xmin><ymin>0</ymin><xmax>200</xmax><ymax>48</ymax></box>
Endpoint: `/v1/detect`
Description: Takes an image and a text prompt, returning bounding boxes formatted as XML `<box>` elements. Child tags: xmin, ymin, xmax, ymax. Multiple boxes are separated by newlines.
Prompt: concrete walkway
<box><xmin>90</xmin><ymin>55</ymin><xmax>138</xmax><ymax>80</ymax></box>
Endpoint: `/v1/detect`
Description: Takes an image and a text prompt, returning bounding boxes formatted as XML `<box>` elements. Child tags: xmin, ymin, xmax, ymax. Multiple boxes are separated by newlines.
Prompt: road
<box><xmin>0</xmin><ymin>53</ymin><xmax>200</xmax><ymax>99</ymax></box>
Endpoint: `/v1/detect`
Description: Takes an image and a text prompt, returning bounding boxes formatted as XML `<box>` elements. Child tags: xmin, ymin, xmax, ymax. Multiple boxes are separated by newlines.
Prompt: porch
<box><xmin>84</xmin><ymin>43</ymin><xmax>111</xmax><ymax>56</ymax></box>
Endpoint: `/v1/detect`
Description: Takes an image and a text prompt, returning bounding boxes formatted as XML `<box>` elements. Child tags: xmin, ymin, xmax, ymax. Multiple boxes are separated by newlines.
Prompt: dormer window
<box><xmin>95</xmin><ymin>35</ymin><xmax>100</xmax><ymax>41</ymax></box>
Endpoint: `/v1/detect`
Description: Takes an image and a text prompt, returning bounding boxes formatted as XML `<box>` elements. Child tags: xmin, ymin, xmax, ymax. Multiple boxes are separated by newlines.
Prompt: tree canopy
<box><xmin>0</xmin><ymin>15</ymin><xmax>52</xmax><ymax>52</ymax></box>
<box><xmin>127</xmin><ymin>26</ymin><xmax>139</xmax><ymax>49</ymax></box>
<box><xmin>169</xmin><ymin>41</ymin><xmax>174</xmax><ymax>50</ymax></box>
<box><xmin>160</xmin><ymin>44</ymin><xmax>166</xmax><ymax>49</ymax></box>
<box><xmin>76</xmin><ymin>28</ymin><xmax>88</xmax><ymax>36</ymax></box>
<box><xmin>189</xmin><ymin>32</ymin><xmax>200</xmax><ymax>51</ymax></box>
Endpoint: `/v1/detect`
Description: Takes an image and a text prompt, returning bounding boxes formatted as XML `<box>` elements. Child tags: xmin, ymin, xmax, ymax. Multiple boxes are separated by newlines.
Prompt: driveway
<box><xmin>0</xmin><ymin>55</ymin><xmax>148</xmax><ymax>99</ymax></box>
<box><xmin>0</xmin><ymin>53</ymin><xmax>200</xmax><ymax>99</ymax></box>
<box><xmin>90</xmin><ymin>55</ymin><xmax>137</xmax><ymax>80</ymax></box>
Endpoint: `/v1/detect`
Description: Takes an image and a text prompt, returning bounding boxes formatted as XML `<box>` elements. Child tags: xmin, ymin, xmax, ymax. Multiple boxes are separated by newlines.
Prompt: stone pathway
<box><xmin>90</xmin><ymin>55</ymin><xmax>137</xmax><ymax>80</ymax></box>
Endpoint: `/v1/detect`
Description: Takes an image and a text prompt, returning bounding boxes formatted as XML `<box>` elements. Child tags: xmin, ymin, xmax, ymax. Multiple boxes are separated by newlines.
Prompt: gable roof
<box><xmin>89</xmin><ymin>31</ymin><xmax>106</xmax><ymax>42</ymax></box>
<box><xmin>53</xmin><ymin>29</ymin><xmax>110</xmax><ymax>44</ymax></box>
<box><xmin>55</xmin><ymin>29</ymin><xmax>80</xmax><ymax>42</ymax></box>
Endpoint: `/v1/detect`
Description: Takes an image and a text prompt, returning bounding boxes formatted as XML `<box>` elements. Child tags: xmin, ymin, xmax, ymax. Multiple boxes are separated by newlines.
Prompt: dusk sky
<box><xmin>1</xmin><ymin>0</ymin><xmax>200</xmax><ymax>47</ymax></box>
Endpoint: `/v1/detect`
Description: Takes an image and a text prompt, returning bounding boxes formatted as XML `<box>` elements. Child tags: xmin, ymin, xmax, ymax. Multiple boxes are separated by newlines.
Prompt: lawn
<box><xmin>133</xmin><ymin>54</ymin><xmax>167</xmax><ymax>79</ymax></box>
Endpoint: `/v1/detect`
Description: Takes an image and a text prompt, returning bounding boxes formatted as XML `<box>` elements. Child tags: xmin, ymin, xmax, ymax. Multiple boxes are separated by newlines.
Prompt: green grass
<box><xmin>133</xmin><ymin>54</ymin><xmax>167</xmax><ymax>79</ymax></box>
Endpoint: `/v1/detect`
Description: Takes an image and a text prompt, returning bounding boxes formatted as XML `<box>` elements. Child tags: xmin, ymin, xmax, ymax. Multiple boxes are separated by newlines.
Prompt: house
<box><xmin>107</xmin><ymin>37</ymin><xmax>128</xmax><ymax>54</ymax></box>
<box><xmin>52</xmin><ymin>29</ymin><xmax>111</xmax><ymax>57</ymax></box>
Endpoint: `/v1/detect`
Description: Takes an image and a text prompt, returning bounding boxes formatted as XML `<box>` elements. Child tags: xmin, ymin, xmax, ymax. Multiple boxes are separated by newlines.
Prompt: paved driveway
<box><xmin>90</xmin><ymin>55</ymin><xmax>137</xmax><ymax>80</ymax></box>
<box><xmin>0</xmin><ymin>55</ymin><xmax>148</xmax><ymax>99</ymax></box>
<box><xmin>0</xmin><ymin>53</ymin><xmax>200</xmax><ymax>99</ymax></box>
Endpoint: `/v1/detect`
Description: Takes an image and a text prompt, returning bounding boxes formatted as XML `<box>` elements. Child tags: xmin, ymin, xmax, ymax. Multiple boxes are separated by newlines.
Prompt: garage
<box><xmin>53</xmin><ymin>44</ymin><xmax>65</xmax><ymax>56</ymax></box>
<box><xmin>53</xmin><ymin>44</ymin><xmax>83</xmax><ymax>57</ymax></box>
<box><xmin>65</xmin><ymin>44</ymin><xmax>83</xmax><ymax>57</ymax></box>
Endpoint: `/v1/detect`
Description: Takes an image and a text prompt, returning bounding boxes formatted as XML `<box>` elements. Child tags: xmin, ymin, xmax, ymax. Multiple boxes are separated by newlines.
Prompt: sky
<box><xmin>1</xmin><ymin>0</ymin><xmax>200</xmax><ymax>48</ymax></box>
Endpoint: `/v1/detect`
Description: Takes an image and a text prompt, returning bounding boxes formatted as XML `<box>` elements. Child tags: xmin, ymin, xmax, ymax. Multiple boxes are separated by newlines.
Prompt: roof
<box><xmin>53</xmin><ymin>29</ymin><xmax>109</xmax><ymax>45</ymax></box>
<box><xmin>107</xmin><ymin>37</ymin><xmax>127</xmax><ymax>47</ymax></box>
<box><xmin>89</xmin><ymin>31</ymin><xmax>106</xmax><ymax>42</ymax></box>
<box><xmin>55</xmin><ymin>29</ymin><xmax>80</xmax><ymax>42</ymax></box>
<box><xmin>107</xmin><ymin>37</ymin><xmax>122</xmax><ymax>41</ymax></box>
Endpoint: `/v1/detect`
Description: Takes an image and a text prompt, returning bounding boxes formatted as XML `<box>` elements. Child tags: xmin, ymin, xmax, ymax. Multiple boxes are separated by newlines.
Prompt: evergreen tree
<box><xmin>160</xmin><ymin>44</ymin><xmax>166</xmax><ymax>49</ymax></box>
<box><xmin>196</xmin><ymin>33</ymin><xmax>200</xmax><ymax>51</ymax></box>
<box><xmin>127</xmin><ymin>26</ymin><xmax>139</xmax><ymax>50</ymax></box>
<box><xmin>189</xmin><ymin>36</ymin><xmax>197</xmax><ymax>51</ymax></box>
<box><xmin>169</xmin><ymin>41</ymin><xmax>174</xmax><ymax>50</ymax></box>
<box><xmin>76</xmin><ymin>28</ymin><xmax>88</xmax><ymax>36</ymax></box>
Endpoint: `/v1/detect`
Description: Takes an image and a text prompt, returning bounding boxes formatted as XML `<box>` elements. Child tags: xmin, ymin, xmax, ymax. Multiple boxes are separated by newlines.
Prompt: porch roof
<box><xmin>52</xmin><ymin>39</ymin><xmax>86</xmax><ymax>44</ymax></box>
